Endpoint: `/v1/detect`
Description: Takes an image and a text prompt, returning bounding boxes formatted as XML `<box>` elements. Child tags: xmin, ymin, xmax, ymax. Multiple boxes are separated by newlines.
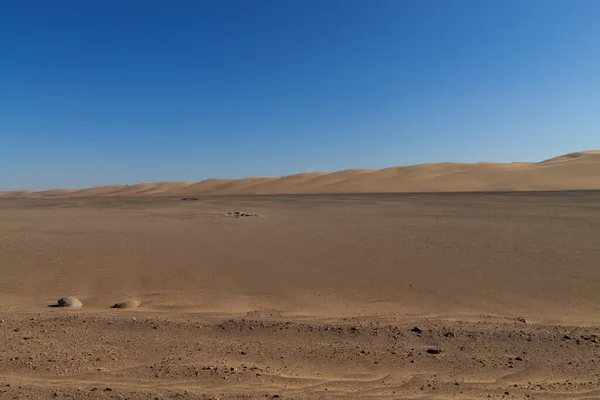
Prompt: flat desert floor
<box><xmin>0</xmin><ymin>192</ymin><xmax>599</xmax><ymax>399</ymax></box>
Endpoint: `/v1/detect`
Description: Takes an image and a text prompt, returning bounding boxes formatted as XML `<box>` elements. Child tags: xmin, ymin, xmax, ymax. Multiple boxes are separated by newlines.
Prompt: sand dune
<box><xmin>2</xmin><ymin>150</ymin><xmax>600</xmax><ymax>198</ymax></box>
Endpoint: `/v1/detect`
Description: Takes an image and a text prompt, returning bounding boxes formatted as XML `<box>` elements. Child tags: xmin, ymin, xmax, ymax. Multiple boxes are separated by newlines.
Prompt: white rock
<box><xmin>57</xmin><ymin>296</ymin><xmax>83</xmax><ymax>308</ymax></box>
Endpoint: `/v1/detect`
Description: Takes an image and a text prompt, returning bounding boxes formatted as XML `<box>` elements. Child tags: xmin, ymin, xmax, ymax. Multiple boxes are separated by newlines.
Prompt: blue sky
<box><xmin>1</xmin><ymin>0</ymin><xmax>599</xmax><ymax>190</ymax></box>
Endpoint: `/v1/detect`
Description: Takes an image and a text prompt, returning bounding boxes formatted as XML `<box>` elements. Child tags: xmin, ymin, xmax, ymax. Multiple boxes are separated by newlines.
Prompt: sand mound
<box><xmin>3</xmin><ymin>150</ymin><xmax>600</xmax><ymax>197</ymax></box>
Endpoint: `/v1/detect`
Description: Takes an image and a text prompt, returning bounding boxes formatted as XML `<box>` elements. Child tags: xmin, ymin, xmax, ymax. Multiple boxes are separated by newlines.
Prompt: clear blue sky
<box><xmin>1</xmin><ymin>0</ymin><xmax>599</xmax><ymax>190</ymax></box>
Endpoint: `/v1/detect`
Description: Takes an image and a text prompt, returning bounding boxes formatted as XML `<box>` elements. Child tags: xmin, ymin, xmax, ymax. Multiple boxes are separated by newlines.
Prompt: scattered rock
<box><xmin>226</xmin><ymin>211</ymin><xmax>260</xmax><ymax>217</ymax></box>
<box><xmin>180</xmin><ymin>197</ymin><xmax>200</xmax><ymax>201</ymax></box>
<box><xmin>411</xmin><ymin>327</ymin><xmax>423</xmax><ymax>333</ymax></box>
<box><xmin>111</xmin><ymin>299</ymin><xmax>142</xmax><ymax>309</ymax></box>
<box><xmin>56</xmin><ymin>297</ymin><xmax>83</xmax><ymax>308</ymax></box>
<box><xmin>443</xmin><ymin>331</ymin><xmax>455</xmax><ymax>338</ymax></box>
<box><xmin>426</xmin><ymin>346</ymin><xmax>442</xmax><ymax>354</ymax></box>
<box><xmin>581</xmin><ymin>334</ymin><xmax>598</xmax><ymax>342</ymax></box>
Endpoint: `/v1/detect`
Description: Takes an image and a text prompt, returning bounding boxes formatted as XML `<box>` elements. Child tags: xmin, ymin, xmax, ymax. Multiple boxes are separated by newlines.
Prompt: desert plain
<box><xmin>0</xmin><ymin>152</ymin><xmax>600</xmax><ymax>399</ymax></box>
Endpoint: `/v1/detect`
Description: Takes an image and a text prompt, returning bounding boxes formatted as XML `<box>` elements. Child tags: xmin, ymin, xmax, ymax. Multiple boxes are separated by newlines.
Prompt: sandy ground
<box><xmin>0</xmin><ymin>192</ymin><xmax>599</xmax><ymax>399</ymax></box>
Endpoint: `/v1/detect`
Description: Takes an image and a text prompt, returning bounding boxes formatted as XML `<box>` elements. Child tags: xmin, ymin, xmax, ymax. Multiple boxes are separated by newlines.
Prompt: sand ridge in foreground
<box><xmin>2</xmin><ymin>150</ymin><xmax>600</xmax><ymax>197</ymax></box>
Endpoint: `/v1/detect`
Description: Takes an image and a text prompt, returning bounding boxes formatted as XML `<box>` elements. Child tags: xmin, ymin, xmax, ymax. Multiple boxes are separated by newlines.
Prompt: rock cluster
<box><xmin>53</xmin><ymin>296</ymin><xmax>142</xmax><ymax>309</ymax></box>
<box><xmin>226</xmin><ymin>211</ymin><xmax>260</xmax><ymax>217</ymax></box>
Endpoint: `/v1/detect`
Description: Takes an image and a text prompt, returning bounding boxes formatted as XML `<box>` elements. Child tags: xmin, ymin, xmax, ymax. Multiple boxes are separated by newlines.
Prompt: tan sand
<box><xmin>11</xmin><ymin>151</ymin><xmax>600</xmax><ymax>197</ymax></box>
<box><xmin>2</xmin><ymin>150</ymin><xmax>600</xmax><ymax>198</ymax></box>
<box><xmin>0</xmin><ymin>192</ymin><xmax>599</xmax><ymax>398</ymax></box>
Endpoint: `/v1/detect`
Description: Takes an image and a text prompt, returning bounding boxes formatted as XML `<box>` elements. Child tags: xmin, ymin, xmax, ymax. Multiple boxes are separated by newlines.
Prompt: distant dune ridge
<box><xmin>2</xmin><ymin>150</ymin><xmax>600</xmax><ymax>197</ymax></box>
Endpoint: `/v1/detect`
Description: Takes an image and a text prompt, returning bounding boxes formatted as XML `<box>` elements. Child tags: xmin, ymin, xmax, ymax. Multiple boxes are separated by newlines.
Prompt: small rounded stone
<box><xmin>111</xmin><ymin>299</ymin><xmax>141</xmax><ymax>309</ymax></box>
<box><xmin>57</xmin><ymin>297</ymin><xmax>83</xmax><ymax>308</ymax></box>
<box><xmin>426</xmin><ymin>346</ymin><xmax>442</xmax><ymax>354</ymax></box>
